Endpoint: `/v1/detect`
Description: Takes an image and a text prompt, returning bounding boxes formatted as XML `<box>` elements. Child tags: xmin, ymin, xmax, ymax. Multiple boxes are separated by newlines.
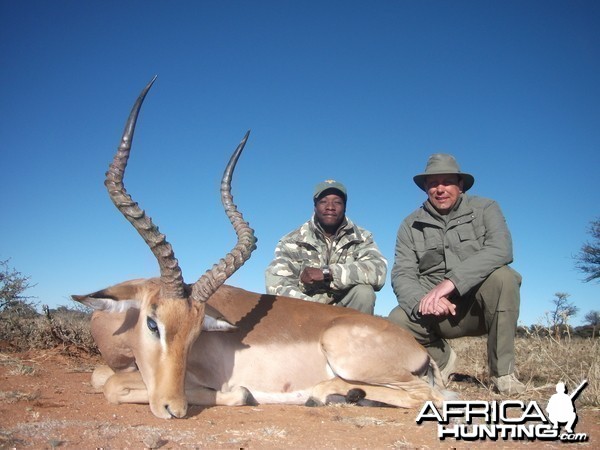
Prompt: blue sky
<box><xmin>1</xmin><ymin>1</ymin><xmax>598</xmax><ymax>326</ymax></box>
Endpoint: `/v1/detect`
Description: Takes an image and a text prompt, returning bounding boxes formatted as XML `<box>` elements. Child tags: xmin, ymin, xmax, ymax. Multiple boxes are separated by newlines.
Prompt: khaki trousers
<box><xmin>388</xmin><ymin>266</ymin><xmax>522</xmax><ymax>377</ymax></box>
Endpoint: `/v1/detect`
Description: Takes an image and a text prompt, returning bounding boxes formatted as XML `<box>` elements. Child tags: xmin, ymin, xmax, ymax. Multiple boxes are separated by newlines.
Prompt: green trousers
<box><xmin>388</xmin><ymin>266</ymin><xmax>522</xmax><ymax>377</ymax></box>
<box><xmin>336</xmin><ymin>284</ymin><xmax>376</xmax><ymax>314</ymax></box>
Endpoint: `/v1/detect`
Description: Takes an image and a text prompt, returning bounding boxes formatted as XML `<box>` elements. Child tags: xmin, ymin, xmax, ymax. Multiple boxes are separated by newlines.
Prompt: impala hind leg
<box><xmin>307</xmin><ymin>377</ymin><xmax>426</xmax><ymax>408</ymax></box>
<box><xmin>320</xmin><ymin>317</ymin><xmax>451</xmax><ymax>406</ymax></box>
<box><xmin>344</xmin><ymin>388</ymin><xmax>394</xmax><ymax>407</ymax></box>
<box><xmin>307</xmin><ymin>386</ymin><xmax>392</xmax><ymax>407</ymax></box>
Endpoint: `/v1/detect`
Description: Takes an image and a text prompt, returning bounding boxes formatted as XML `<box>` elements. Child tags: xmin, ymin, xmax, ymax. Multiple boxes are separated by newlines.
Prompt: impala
<box><xmin>73</xmin><ymin>78</ymin><xmax>453</xmax><ymax>419</ymax></box>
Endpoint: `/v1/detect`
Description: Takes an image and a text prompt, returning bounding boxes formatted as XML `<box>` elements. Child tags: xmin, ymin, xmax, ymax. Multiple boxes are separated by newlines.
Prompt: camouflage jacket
<box><xmin>265</xmin><ymin>216</ymin><xmax>387</xmax><ymax>304</ymax></box>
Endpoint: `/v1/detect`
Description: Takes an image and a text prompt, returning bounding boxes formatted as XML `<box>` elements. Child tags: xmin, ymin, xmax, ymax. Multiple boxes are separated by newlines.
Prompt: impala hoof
<box><xmin>241</xmin><ymin>387</ymin><xmax>258</xmax><ymax>406</ymax></box>
<box><xmin>345</xmin><ymin>388</ymin><xmax>366</xmax><ymax>404</ymax></box>
<box><xmin>324</xmin><ymin>394</ymin><xmax>346</xmax><ymax>404</ymax></box>
<box><xmin>305</xmin><ymin>397</ymin><xmax>324</xmax><ymax>407</ymax></box>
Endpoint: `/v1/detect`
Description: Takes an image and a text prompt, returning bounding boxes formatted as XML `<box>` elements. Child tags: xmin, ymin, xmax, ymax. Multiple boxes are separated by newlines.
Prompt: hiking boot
<box><xmin>440</xmin><ymin>347</ymin><xmax>457</xmax><ymax>386</ymax></box>
<box><xmin>491</xmin><ymin>373</ymin><xmax>526</xmax><ymax>395</ymax></box>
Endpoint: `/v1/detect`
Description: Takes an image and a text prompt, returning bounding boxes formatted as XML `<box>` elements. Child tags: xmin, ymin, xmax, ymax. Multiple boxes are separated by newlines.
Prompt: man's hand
<box><xmin>418</xmin><ymin>279</ymin><xmax>457</xmax><ymax>317</ymax></box>
<box><xmin>300</xmin><ymin>267</ymin><xmax>326</xmax><ymax>285</ymax></box>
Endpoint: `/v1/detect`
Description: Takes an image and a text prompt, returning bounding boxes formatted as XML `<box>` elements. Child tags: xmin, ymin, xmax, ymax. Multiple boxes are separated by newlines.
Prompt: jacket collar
<box><xmin>417</xmin><ymin>194</ymin><xmax>474</xmax><ymax>226</ymax></box>
<box><xmin>311</xmin><ymin>215</ymin><xmax>349</xmax><ymax>238</ymax></box>
<box><xmin>299</xmin><ymin>215</ymin><xmax>360</xmax><ymax>247</ymax></box>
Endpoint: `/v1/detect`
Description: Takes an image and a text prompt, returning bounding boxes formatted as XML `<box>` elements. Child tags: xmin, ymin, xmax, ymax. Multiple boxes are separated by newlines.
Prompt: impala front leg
<box><xmin>103</xmin><ymin>371</ymin><xmax>150</xmax><ymax>404</ymax></box>
<box><xmin>186</xmin><ymin>385</ymin><xmax>258</xmax><ymax>406</ymax></box>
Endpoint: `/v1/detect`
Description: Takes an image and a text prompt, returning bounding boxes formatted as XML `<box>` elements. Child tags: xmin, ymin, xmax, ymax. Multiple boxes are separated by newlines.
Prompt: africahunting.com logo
<box><xmin>416</xmin><ymin>380</ymin><xmax>588</xmax><ymax>442</ymax></box>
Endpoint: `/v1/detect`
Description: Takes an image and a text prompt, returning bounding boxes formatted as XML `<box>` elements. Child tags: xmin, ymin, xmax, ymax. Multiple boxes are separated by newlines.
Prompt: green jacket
<box><xmin>391</xmin><ymin>194</ymin><xmax>514</xmax><ymax>317</ymax></box>
<box><xmin>265</xmin><ymin>216</ymin><xmax>387</xmax><ymax>304</ymax></box>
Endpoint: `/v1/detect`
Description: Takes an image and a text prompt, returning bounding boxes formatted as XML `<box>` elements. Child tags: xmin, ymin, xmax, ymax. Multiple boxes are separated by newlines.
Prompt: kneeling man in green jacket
<box><xmin>388</xmin><ymin>153</ymin><xmax>525</xmax><ymax>395</ymax></box>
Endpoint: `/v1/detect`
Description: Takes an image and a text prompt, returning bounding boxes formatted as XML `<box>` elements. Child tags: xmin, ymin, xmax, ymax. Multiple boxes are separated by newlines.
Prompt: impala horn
<box><xmin>191</xmin><ymin>131</ymin><xmax>257</xmax><ymax>302</ymax></box>
<box><xmin>104</xmin><ymin>76</ymin><xmax>256</xmax><ymax>301</ymax></box>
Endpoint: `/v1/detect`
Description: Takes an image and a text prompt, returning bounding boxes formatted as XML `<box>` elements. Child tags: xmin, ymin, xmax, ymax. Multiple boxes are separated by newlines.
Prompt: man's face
<box><xmin>425</xmin><ymin>174</ymin><xmax>463</xmax><ymax>214</ymax></box>
<box><xmin>314</xmin><ymin>193</ymin><xmax>346</xmax><ymax>231</ymax></box>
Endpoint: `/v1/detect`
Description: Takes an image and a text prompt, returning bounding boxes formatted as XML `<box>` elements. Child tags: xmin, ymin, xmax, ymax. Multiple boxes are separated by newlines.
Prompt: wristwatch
<box><xmin>322</xmin><ymin>266</ymin><xmax>332</xmax><ymax>282</ymax></box>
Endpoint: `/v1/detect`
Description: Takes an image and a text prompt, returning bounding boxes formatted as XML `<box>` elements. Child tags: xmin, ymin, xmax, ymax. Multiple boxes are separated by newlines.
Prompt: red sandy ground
<box><xmin>0</xmin><ymin>348</ymin><xmax>598</xmax><ymax>449</ymax></box>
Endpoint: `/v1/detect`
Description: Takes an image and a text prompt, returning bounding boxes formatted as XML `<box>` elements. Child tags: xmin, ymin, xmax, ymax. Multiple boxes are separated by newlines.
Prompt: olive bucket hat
<box><xmin>413</xmin><ymin>153</ymin><xmax>475</xmax><ymax>192</ymax></box>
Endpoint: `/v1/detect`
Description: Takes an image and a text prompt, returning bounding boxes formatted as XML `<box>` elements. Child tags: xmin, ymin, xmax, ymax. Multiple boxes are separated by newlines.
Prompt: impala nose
<box><xmin>165</xmin><ymin>402</ymin><xmax>187</xmax><ymax>419</ymax></box>
<box><xmin>150</xmin><ymin>398</ymin><xmax>187</xmax><ymax>419</ymax></box>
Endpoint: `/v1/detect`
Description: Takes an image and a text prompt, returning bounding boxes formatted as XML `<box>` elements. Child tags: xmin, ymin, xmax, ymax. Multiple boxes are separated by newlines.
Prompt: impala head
<box><xmin>72</xmin><ymin>77</ymin><xmax>256</xmax><ymax>418</ymax></box>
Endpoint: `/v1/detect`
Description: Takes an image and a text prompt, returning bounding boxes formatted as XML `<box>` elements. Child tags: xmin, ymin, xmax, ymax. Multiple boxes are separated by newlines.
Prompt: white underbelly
<box><xmin>227</xmin><ymin>342</ymin><xmax>331</xmax><ymax>394</ymax></box>
<box><xmin>188</xmin><ymin>335</ymin><xmax>335</xmax><ymax>403</ymax></box>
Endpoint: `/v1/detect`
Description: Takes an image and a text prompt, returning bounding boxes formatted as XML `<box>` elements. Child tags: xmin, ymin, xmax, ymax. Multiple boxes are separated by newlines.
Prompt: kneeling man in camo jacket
<box><xmin>265</xmin><ymin>180</ymin><xmax>387</xmax><ymax>314</ymax></box>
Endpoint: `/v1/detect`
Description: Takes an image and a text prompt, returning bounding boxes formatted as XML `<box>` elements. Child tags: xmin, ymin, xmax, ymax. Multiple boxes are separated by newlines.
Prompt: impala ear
<box><xmin>72</xmin><ymin>294</ymin><xmax>141</xmax><ymax>313</ymax></box>
<box><xmin>202</xmin><ymin>303</ymin><xmax>237</xmax><ymax>332</ymax></box>
<box><xmin>71</xmin><ymin>278</ymin><xmax>154</xmax><ymax>312</ymax></box>
<box><xmin>202</xmin><ymin>313</ymin><xmax>237</xmax><ymax>332</ymax></box>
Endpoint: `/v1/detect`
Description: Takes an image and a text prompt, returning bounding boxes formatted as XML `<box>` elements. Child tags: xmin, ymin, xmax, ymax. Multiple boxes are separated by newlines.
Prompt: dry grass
<box><xmin>0</xmin><ymin>306</ymin><xmax>97</xmax><ymax>354</ymax></box>
<box><xmin>451</xmin><ymin>334</ymin><xmax>599</xmax><ymax>406</ymax></box>
<box><xmin>0</xmin><ymin>389</ymin><xmax>40</xmax><ymax>404</ymax></box>
<box><xmin>0</xmin><ymin>353</ymin><xmax>39</xmax><ymax>376</ymax></box>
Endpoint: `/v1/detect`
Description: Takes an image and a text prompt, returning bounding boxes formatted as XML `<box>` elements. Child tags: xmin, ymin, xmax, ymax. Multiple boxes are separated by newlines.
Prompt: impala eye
<box><xmin>146</xmin><ymin>317</ymin><xmax>159</xmax><ymax>336</ymax></box>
